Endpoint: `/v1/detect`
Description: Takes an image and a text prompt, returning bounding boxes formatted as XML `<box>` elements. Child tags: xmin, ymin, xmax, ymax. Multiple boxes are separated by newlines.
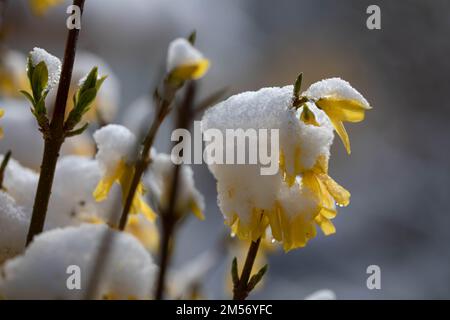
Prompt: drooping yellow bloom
<box><xmin>29</xmin><ymin>0</ymin><xmax>64</xmax><ymax>15</ymax></box>
<box><xmin>302</xmin><ymin>155</ymin><xmax>350</xmax><ymax>236</ymax></box>
<box><xmin>303</xmin><ymin>77</ymin><xmax>372</xmax><ymax>154</ymax></box>
<box><xmin>167</xmin><ymin>38</ymin><xmax>210</xmax><ymax>82</ymax></box>
<box><xmin>315</xmin><ymin>98</ymin><xmax>370</xmax><ymax>154</ymax></box>
<box><xmin>93</xmin><ymin>159</ymin><xmax>156</xmax><ymax>223</ymax></box>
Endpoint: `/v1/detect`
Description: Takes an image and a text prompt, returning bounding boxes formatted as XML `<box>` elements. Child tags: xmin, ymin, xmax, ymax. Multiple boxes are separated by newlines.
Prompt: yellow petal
<box><xmin>125</xmin><ymin>215</ymin><xmax>159</xmax><ymax>252</ymax></box>
<box><xmin>170</xmin><ymin>59</ymin><xmax>210</xmax><ymax>81</ymax></box>
<box><xmin>93</xmin><ymin>175</ymin><xmax>115</xmax><ymax>201</ymax></box>
<box><xmin>0</xmin><ymin>109</ymin><xmax>4</xmax><ymax>117</ymax></box>
<box><xmin>190</xmin><ymin>200</ymin><xmax>205</xmax><ymax>220</ymax></box>
<box><xmin>316</xmin><ymin>98</ymin><xmax>368</xmax><ymax>123</ymax></box>
<box><xmin>318</xmin><ymin>173</ymin><xmax>351</xmax><ymax>207</ymax></box>
<box><xmin>330</xmin><ymin>118</ymin><xmax>351</xmax><ymax>154</ymax></box>
<box><xmin>315</xmin><ymin>214</ymin><xmax>336</xmax><ymax>235</ymax></box>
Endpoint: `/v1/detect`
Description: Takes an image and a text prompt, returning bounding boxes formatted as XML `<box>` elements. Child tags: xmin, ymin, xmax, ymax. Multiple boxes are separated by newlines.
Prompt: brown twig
<box><xmin>233</xmin><ymin>238</ymin><xmax>261</xmax><ymax>300</ymax></box>
<box><xmin>26</xmin><ymin>0</ymin><xmax>85</xmax><ymax>245</ymax></box>
<box><xmin>117</xmin><ymin>80</ymin><xmax>177</xmax><ymax>230</ymax></box>
<box><xmin>0</xmin><ymin>149</ymin><xmax>11</xmax><ymax>189</ymax></box>
<box><xmin>154</xmin><ymin>82</ymin><xmax>196</xmax><ymax>300</ymax></box>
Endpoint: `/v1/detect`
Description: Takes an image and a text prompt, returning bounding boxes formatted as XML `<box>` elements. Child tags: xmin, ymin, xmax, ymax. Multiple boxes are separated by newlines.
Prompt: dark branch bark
<box><xmin>26</xmin><ymin>0</ymin><xmax>85</xmax><ymax>245</ymax></box>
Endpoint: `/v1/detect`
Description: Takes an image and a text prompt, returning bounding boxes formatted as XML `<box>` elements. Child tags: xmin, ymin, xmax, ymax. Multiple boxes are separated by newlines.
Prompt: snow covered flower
<box><xmin>29</xmin><ymin>0</ymin><xmax>64</xmax><ymax>15</ymax></box>
<box><xmin>0</xmin><ymin>224</ymin><xmax>157</xmax><ymax>299</ymax></box>
<box><xmin>93</xmin><ymin>124</ymin><xmax>156</xmax><ymax>223</ymax></box>
<box><xmin>302</xmin><ymin>78</ymin><xmax>371</xmax><ymax>154</ymax></box>
<box><xmin>28</xmin><ymin>47</ymin><xmax>61</xmax><ymax>92</ymax></box>
<box><xmin>167</xmin><ymin>38</ymin><xmax>209</xmax><ymax>82</ymax></box>
<box><xmin>144</xmin><ymin>151</ymin><xmax>205</xmax><ymax>220</ymax></box>
<box><xmin>202</xmin><ymin>79</ymin><xmax>367</xmax><ymax>251</ymax></box>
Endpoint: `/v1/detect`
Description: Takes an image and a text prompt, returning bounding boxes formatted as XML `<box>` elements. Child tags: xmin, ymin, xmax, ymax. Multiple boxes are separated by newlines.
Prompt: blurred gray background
<box><xmin>4</xmin><ymin>0</ymin><xmax>450</xmax><ymax>299</ymax></box>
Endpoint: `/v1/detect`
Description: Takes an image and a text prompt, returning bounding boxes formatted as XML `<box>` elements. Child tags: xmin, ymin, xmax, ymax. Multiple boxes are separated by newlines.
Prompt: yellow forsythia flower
<box><xmin>166</xmin><ymin>38</ymin><xmax>209</xmax><ymax>82</ymax></box>
<box><xmin>93</xmin><ymin>159</ymin><xmax>156</xmax><ymax>222</ymax></box>
<box><xmin>303</xmin><ymin>77</ymin><xmax>372</xmax><ymax>154</ymax></box>
<box><xmin>93</xmin><ymin>125</ymin><xmax>156</xmax><ymax>224</ymax></box>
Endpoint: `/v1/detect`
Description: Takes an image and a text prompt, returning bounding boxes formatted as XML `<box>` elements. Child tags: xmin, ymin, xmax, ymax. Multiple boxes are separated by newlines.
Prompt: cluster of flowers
<box><xmin>0</xmin><ymin>15</ymin><xmax>370</xmax><ymax>298</ymax></box>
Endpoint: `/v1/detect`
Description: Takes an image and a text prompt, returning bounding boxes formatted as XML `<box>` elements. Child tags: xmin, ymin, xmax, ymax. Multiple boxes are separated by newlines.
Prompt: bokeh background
<box><xmin>2</xmin><ymin>0</ymin><xmax>450</xmax><ymax>299</ymax></box>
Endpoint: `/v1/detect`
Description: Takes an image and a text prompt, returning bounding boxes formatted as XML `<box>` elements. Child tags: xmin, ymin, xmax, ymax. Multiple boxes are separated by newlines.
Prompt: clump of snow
<box><xmin>47</xmin><ymin>155</ymin><xmax>121</xmax><ymax>228</ymax></box>
<box><xmin>94</xmin><ymin>124</ymin><xmax>137</xmax><ymax>173</ymax></box>
<box><xmin>0</xmin><ymin>153</ymin><xmax>38</xmax><ymax>209</ymax></box>
<box><xmin>144</xmin><ymin>151</ymin><xmax>204</xmax><ymax>216</ymax></box>
<box><xmin>0</xmin><ymin>224</ymin><xmax>157</xmax><ymax>299</ymax></box>
<box><xmin>29</xmin><ymin>47</ymin><xmax>61</xmax><ymax>90</ymax></box>
<box><xmin>303</xmin><ymin>77</ymin><xmax>371</xmax><ymax>109</ymax></box>
<box><xmin>167</xmin><ymin>38</ymin><xmax>205</xmax><ymax>72</ymax></box>
<box><xmin>0</xmin><ymin>192</ymin><xmax>29</xmax><ymax>263</ymax></box>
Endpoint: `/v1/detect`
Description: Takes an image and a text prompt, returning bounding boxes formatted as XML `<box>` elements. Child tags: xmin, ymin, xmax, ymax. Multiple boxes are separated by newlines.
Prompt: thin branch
<box><xmin>0</xmin><ymin>150</ymin><xmax>11</xmax><ymax>189</ymax></box>
<box><xmin>154</xmin><ymin>82</ymin><xmax>196</xmax><ymax>300</ymax></box>
<box><xmin>117</xmin><ymin>80</ymin><xmax>177</xmax><ymax>230</ymax></box>
<box><xmin>26</xmin><ymin>0</ymin><xmax>85</xmax><ymax>245</ymax></box>
<box><xmin>233</xmin><ymin>238</ymin><xmax>261</xmax><ymax>300</ymax></box>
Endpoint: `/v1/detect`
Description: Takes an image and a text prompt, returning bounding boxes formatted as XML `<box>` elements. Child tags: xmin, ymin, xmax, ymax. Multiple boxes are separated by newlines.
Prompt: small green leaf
<box><xmin>31</xmin><ymin>61</ymin><xmax>48</xmax><ymax>101</ymax></box>
<box><xmin>20</xmin><ymin>90</ymin><xmax>35</xmax><ymax>106</ymax></box>
<box><xmin>77</xmin><ymin>88</ymin><xmax>97</xmax><ymax>113</ymax></box>
<box><xmin>187</xmin><ymin>30</ymin><xmax>197</xmax><ymax>45</ymax></box>
<box><xmin>231</xmin><ymin>257</ymin><xmax>239</xmax><ymax>286</ymax></box>
<box><xmin>247</xmin><ymin>264</ymin><xmax>268</xmax><ymax>292</ymax></box>
<box><xmin>80</xmin><ymin>67</ymin><xmax>98</xmax><ymax>93</ymax></box>
<box><xmin>65</xmin><ymin>122</ymin><xmax>89</xmax><ymax>137</ymax></box>
<box><xmin>293</xmin><ymin>72</ymin><xmax>303</xmax><ymax>99</ymax></box>
<box><xmin>26</xmin><ymin>56</ymin><xmax>34</xmax><ymax>84</ymax></box>
<box><xmin>95</xmin><ymin>75</ymin><xmax>107</xmax><ymax>91</ymax></box>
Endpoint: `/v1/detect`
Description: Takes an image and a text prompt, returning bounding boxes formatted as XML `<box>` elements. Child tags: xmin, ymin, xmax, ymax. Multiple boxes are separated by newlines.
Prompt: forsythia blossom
<box><xmin>0</xmin><ymin>224</ymin><xmax>157</xmax><ymax>299</ymax></box>
<box><xmin>302</xmin><ymin>77</ymin><xmax>371</xmax><ymax>154</ymax></box>
<box><xmin>145</xmin><ymin>151</ymin><xmax>205</xmax><ymax>220</ymax></box>
<box><xmin>202</xmin><ymin>79</ymin><xmax>370</xmax><ymax>251</ymax></box>
<box><xmin>167</xmin><ymin>38</ymin><xmax>209</xmax><ymax>82</ymax></box>
<box><xmin>93</xmin><ymin>124</ymin><xmax>156</xmax><ymax>223</ymax></box>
